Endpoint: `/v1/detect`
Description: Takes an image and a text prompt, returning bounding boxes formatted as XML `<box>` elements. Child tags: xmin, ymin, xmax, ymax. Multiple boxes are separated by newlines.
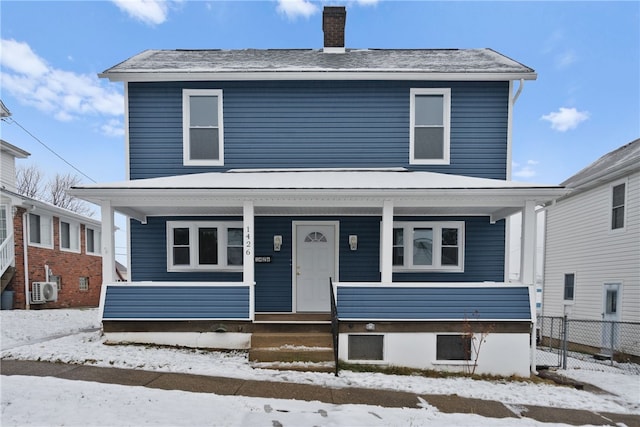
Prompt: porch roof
<box><xmin>70</xmin><ymin>169</ymin><xmax>568</xmax><ymax>222</ymax></box>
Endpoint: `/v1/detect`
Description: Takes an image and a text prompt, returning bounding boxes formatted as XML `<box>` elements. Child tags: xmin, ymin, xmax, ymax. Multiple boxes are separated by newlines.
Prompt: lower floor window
<box><xmin>167</xmin><ymin>221</ymin><xmax>243</xmax><ymax>271</ymax></box>
<box><xmin>436</xmin><ymin>334</ymin><xmax>471</xmax><ymax>361</ymax></box>
<box><xmin>348</xmin><ymin>335</ymin><xmax>384</xmax><ymax>360</ymax></box>
<box><xmin>79</xmin><ymin>277</ymin><xmax>89</xmax><ymax>292</ymax></box>
<box><xmin>391</xmin><ymin>221</ymin><xmax>464</xmax><ymax>272</ymax></box>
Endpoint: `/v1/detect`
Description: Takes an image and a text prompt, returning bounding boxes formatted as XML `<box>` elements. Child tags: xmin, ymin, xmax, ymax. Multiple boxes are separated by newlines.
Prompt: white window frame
<box><xmin>610</xmin><ymin>180</ymin><xmax>627</xmax><ymax>231</ymax></box>
<box><xmin>0</xmin><ymin>204</ymin><xmax>8</xmax><ymax>241</ymax></box>
<box><xmin>28</xmin><ymin>213</ymin><xmax>53</xmax><ymax>249</ymax></box>
<box><xmin>182</xmin><ymin>89</ymin><xmax>224</xmax><ymax>166</ymax></box>
<box><xmin>390</xmin><ymin>221</ymin><xmax>464</xmax><ymax>272</ymax></box>
<box><xmin>166</xmin><ymin>221</ymin><xmax>242</xmax><ymax>272</ymax></box>
<box><xmin>409</xmin><ymin>88</ymin><xmax>451</xmax><ymax>165</ymax></box>
<box><xmin>59</xmin><ymin>219</ymin><xmax>81</xmax><ymax>253</ymax></box>
<box><xmin>563</xmin><ymin>272</ymin><xmax>576</xmax><ymax>303</ymax></box>
<box><xmin>85</xmin><ymin>226</ymin><xmax>102</xmax><ymax>256</ymax></box>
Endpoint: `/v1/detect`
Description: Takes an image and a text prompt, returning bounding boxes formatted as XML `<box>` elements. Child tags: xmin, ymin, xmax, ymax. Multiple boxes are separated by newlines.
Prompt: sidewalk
<box><xmin>2</xmin><ymin>360</ymin><xmax>638</xmax><ymax>426</ymax></box>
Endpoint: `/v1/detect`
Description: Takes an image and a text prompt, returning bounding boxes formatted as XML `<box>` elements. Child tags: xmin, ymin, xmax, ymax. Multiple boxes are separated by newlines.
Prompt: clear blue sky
<box><xmin>1</xmin><ymin>0</ymin><xmax>639</xmax><ymax>188</ymax></box>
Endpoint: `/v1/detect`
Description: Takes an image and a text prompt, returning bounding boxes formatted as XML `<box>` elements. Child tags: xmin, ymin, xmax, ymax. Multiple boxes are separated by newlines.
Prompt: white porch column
<box><xmin>520</xmin><ymin>200</ymin><xmax>537</xmax><ymax>375</ymax></box>
<box><xmin>381</xmin><ymin>200</ymin><xmax>394</xmax><ymax>284</ymax></box>
<box><xmin>243</xmin><ymin>201</ymin><xmax>255</xmax><ymax>320</ymax></box>
<box><xmin>101</xmin><ymin>201</ymin><xmax>115</xmax><ymax>284</ymax></box>
<box><xmin>520</xmin><ymin>200</ymin><xmax>536</xmax><ymax>286</ymax></box>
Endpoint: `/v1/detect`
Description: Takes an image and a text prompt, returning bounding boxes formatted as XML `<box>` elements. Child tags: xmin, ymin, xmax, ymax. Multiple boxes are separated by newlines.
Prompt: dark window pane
<box><xmin>612</xmin><ymin>184</ymin><xmax>625</xmax><ymax>207</ymax></box>
<box><xmin>442</xmin><ymin>228</ymin><xmax>458</xmax><ymax>246</ymax></box>
<box><xmin>199</xmin><ymin>227</ymin><xmax>218</xmax><ymax>265</ymax></box>
<box><xmin>173</xmin><ymin>247</ymin><xmax>190</xmax><ymax>265</ymax></box>
<box><xmin>414</xmin><ymin>127</ymin><xmax>444</xmax><ymax>160</ymax></box>
<box><xmin>606</xmin><ymin>290</ymin><xmax>618</xmax><ymax>314</ymax></box>
<box><xmin>61</xmin><ymin>222</ymin><xmax>70</xmax><ymax>248</ymax></box>
<box><xmin>227</xmin><ymin>247</ymin><xmax>243</xmax><ymax>266</ymax></box>
<box><xmin>173</xmin><ymin>228</ymin><xmax>189</xmax><ymax>246</ymax></box>
<box><xmin>436</xmin><ymin>335</ymin><xmax>471</xmax><ymax>360</ymax></box>
<box><xmin>190</xmin><ymin>128</ymin><xmax>219</xmax><ymax>160</ymax></box>
<box><xmin>393</xmin><ymin>228</ymin><xmax>403</xmax><ymax>245</ymax></box>
<box><xmin>87</xmin><ymin>229</ymin><xmax>95</xmax><ymax>252</ymax></box>
<box><xmin>612</xmin><ymin>206</ymin><xmax>624</xmax><ymax>229</ymax></box>
<box><xmin>564</xmin><ymin>274</ymin><xmax>575</xmax><ymax>300</ymax></box>
<box><xmin>413</xmin><ymin>228</ymin><xmax>433</xmax><ymax>265</ymax></box>
<box><xmin>348</xmin><ymin>335</ymin><xmax>383</xmax><ymax>360</ymax></box>
<box><xmin>190</xmin><ymin>96</ymin><xmax>218</xmax><ymax>127</ymax></box>
<box><xmin>392</xmin><ymin>247</ymin><xmax>404</xmax><ymax>266</ymax></box>
<box><xmin>29</xmin><ymin>214</ymin><xmax>40</xmax><ymax>244</ymax></box>
<box><xmin>227</xmin><ymin>228</ymin><xmax>242</xmax><ymax>246</ymax></box>
<box><xmin>441</xmin><ymin>247</ymin><xmax>459</xmax><ymax>266</ymax></box>
<box><xmin>415</xmin><ymin>95</ymin><xmax>443</xmax><ymax>126</ymax></box>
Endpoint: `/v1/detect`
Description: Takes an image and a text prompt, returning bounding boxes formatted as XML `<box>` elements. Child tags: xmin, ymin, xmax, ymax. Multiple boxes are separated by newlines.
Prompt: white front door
<box><xmin>295</xmin><ymin>223</ymin><xmax>336</xmax><ymax>312</ymax></box>
<box><xmin>601</xmin><ymin>283</ymin><xmax>621</xmax><ymax>354</ymax></box>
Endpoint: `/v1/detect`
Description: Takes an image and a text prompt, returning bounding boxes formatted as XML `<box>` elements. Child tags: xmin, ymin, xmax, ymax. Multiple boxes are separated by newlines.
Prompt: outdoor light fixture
<box><xmin>365</xmin><ymin>322</ymin><xmax>376</xmax><ymax>331</ymax></box>
<box><xmin>273</xmin><ymin>235</ymin><xmax>282</xmax><ymax>252</ymax></box>
<box><xmin>349</xmin><ymin>235</ymin><xmax>358</xmax><ymax>251</ymax></box>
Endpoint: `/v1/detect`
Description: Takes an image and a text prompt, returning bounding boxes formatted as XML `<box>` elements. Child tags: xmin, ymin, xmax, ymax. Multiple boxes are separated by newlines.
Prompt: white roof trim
<box><xmin>101</xmin><ymin>71</ymin><xmax>538</xmax><ymax>83</ymax></box>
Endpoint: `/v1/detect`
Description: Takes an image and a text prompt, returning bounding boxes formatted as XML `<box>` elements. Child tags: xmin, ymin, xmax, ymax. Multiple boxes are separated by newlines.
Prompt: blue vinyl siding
<box><xmin>336</xmin><ymin>286</ymin><xmax>531</xmax><ymax>320</ymax></box>
<box><xmin>131</xmin><ymin>216</ymin><xmax>504</xmax><ymax>312</ymax></box>
<box><xmin>102</xmin><ymin>285</ymin><xmax>250</xmax><ymax>319</ymax></box>
<box><xmin>128</xmin><ymin>81</ymin><xmax>508</xmax><ymax>180</ymax></box>
<box><xmin>130</xmin><ymin>216</ymin><xmax>243</xmax><ymax>282</ymax></box>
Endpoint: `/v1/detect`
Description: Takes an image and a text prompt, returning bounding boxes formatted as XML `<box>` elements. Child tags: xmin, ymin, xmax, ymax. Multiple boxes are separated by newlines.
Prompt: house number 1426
<box><xmin>245</xmin><ymin>226</ymin><xmax>252</xmax><ymax>256</ymax></box>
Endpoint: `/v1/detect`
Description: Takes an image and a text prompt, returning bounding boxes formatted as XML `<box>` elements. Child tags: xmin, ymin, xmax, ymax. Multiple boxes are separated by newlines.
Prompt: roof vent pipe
<box><xmin>323</xmin><ymin>6</ymin><xmax>346</xmax><ymax>53</ymax></box>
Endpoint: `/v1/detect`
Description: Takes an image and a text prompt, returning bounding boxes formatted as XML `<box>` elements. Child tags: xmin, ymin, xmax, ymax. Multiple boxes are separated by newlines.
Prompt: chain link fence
<box><xmin>536</xmin><ymin>316</ymin><xmax>640</xmax><ymax>374</ymax></box>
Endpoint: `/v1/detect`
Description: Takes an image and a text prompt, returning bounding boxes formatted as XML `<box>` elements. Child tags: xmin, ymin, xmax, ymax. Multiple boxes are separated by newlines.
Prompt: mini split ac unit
<box><xmin>31</xmin><ymin>282</ymin><xmax>58</xmax><ymax>304</ymax></box>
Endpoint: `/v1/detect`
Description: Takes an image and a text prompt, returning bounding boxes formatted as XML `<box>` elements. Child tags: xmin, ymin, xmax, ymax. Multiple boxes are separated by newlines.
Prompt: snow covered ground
<box><xmin>1</xmin><ymin>308</ymin><xmax>639</xmax><ymax>426</ymax></box>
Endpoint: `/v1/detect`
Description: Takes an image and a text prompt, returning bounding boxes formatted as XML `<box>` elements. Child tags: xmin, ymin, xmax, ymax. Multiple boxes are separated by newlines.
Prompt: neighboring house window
<box><xmin>167</xmin><ymin>221</ymin><xmax>242</xmax><ymax>271</ymax></box>
<box><xmin>79</xmin><ymin>276</ymin><xmax>89</xmax><ymax>292</ymax></box>
<box><xmin>391</xmin><ymin>221</ymin><xmax>464</xmax><ymax>272</ymax></box>
<box><xmin>611</xmin><ymin>183</ymin><xmax>625</xmax><ymax>230</ymax></box>
<box><xmin>60</xmin><ymin>220</ymin><xmax>80</xmax><ymax>253</ymax></box>
<box><xmin>183</xmin><ymin>89</ymin><xmax>224</xmax><ymax>166</ymax></box>
<box><xmin>436</xmin><ymin>335</ymin><xmax>471</xmax><ymax>361</ymax></box>
<box><xmin>0</xmin><ymin>205</ymin><xmax>7</xmax><ymax>241</ymax></box>
<box><xmin>86</xmin><ymin>227</ymin><xmax>101</xmax><ymax>256</ymax></box>
<box><xmin>564</xmin><ymin>273</ymin><xmax>575</xmax><ymax>301</ymax></box>
<box><xmin>410</xmin><ymin>88</ymin><xmax>451</xmax><ymax>165</ymax></box>
<box><xmin>28</xmin><ymin>213</ymin><xmax>53</xmax><ymax>248</ymax></box>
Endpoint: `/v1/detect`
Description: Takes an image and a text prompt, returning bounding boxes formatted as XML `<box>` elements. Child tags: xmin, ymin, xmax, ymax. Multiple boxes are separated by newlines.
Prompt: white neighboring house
<box><xmin>542</xmin><ymin>138</ymin><xmax>639</xmax><ymax>356</ymax></box>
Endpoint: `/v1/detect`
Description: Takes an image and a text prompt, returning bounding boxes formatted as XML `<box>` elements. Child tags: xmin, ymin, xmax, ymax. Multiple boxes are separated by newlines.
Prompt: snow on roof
<box><xmin>75</xmin><ymin>169</ymin><xmax>559</xmax><ymax>191</ymax></box>
<box><xmin>100</xmin><ymin>48</ymin><xmax>536</xmax><ymax>81</ymax></box>
<box><xmin>562</xmin><ymin>138</ymin><xmax>640</xmax><ymax>189</ymax></box>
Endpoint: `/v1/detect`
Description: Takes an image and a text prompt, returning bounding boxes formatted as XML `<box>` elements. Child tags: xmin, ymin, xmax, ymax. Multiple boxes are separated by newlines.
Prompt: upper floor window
<box><xmin>86</xmin><ymin>227</ymin><xmax>101</xmax><ymax>256</ymax></box>
<box><xmin>391</xmin><ymin>221</ymin><xmax>464</xmax><ymax>272</ymax></box>
<box><xmin>60</xmin><ymin>220</ymin><xmax>80</xmax><ymax>253</ymax></box>
<box><xmin>182</xmin><ymin>89</ymin><xmax>224</xmax><ymax>166</ymax></box>
<box><xmin>0</xmin><ymin>205</ymin><xmax>7</xmax><ymax>241</ymax></box>
<box><xmin>611</xmin><ymin>182</ymin><xmax>625</xmax><ymax>230</ymax></box>
<box><xmin>410</xmin><ymin>88</ymin><xmax>451</xmax><ymax>165</ymax></box>
<box><xmin>167</xmin><ymin>221</ymin><xmax>242</xmax><ymax>271</ymax></box>
<box><xmin>28</xmin><ymin>213</ymin><xmax>53</xmax><ymax>248</ymax></box>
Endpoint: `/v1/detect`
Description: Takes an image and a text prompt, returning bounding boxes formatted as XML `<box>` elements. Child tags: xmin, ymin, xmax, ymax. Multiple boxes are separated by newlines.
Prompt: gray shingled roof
<box><xmin>562</xmin><ymin>138</ymin><xmax>640</xmax><ymax>189</ymax></box>
<box><xmin>100</xmin><ymin>48</ymin><xmax>536</xmax><ymax>81</ymax></box>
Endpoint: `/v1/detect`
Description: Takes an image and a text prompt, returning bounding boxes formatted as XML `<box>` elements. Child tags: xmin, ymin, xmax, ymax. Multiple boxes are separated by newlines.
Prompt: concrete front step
<box><xmin>249</xmin><ymin>347</ymin><xmax>334</xmax><ymax>363</ymax></box>
<box><xmin>250</xmin><ymin>361</ymin><xmax>336</xmax><ymax>373</ymax></box>
<box><xmin>251</xmin><ymin>332</ymin><xmax>333</xmax><ymax>349</ymax></box>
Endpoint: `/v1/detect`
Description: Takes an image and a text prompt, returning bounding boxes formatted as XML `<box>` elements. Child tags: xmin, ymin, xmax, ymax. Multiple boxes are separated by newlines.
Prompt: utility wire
<box><xmin>2</xmin><ymin>116</ymin><xmax>97</xmax><ymax>183</ymax></box>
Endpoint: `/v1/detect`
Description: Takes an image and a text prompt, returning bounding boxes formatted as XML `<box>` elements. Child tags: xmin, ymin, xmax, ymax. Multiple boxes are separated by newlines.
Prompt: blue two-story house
<box><xmin>72</xmin><ymin>7</ymin><xmax>566</xmax><ymax>376</ymax></box>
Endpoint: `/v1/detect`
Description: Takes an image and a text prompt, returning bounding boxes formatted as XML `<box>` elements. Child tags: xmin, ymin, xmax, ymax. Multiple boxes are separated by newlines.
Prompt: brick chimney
<box><xmin>323</xmin><ymin>6</ymin><xmax>346</xmax><ymax>53</ymax></box>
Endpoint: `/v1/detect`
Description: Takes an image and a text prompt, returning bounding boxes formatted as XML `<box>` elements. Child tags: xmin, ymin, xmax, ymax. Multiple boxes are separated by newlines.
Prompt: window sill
<box><xmin>393</xmin><ymin>268</ymin><xmax>464</xmax><ymax>273</ymax></box>
<box><xmin>432</xmin><ymin>360</ymin><xmax>473</xmax><ymax>366</ymax></box>
<box><xmin>28</xmin><ymin>243</ymin><xmax>54</xmax><ymax>250</ymax></box>
<box><xmin>167</xmin><ymin>267</ymin><xmax>243</xmax><ymax>273</ymax></box>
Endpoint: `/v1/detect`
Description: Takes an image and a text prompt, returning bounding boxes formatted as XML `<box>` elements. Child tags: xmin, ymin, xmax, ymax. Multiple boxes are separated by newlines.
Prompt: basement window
<box><xmin>348</xmin><ymin>335</ymin><xmax>384</xmax><ymax>360</ymax></box>
<box><xmin>436</xmin><ymin>335</ymin><xmax>471</xmax><ymax>361</ymax></box>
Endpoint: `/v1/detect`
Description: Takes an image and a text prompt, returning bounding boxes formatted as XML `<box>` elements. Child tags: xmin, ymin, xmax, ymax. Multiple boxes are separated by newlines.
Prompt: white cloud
<box><xmin>541</xmin><ymin>107</ymin><xmax>589</xmax><ymax>132</ymax></box>
<box><xmin>111</xmin><ymin>0</ymin><xmax>175</xmax><ymax>26</ymax></box>
<box><xmin>355</xmin><ymin>0</ymin><xmax>379</xmax><ymax>5</ymax></box>
<box><xmin>512</xmin><ymin>160</ymin><xmax>538</xmax><ymax>179</ymax></box>
<box><xmin>101</xmin><ymin>119</ymin><xmax>126</xmax><ymax>137</ymax></box>
<box><xmin>277</xmin><ymin>0</ymin><xmax>319</xmax><ymax>20</ymax></box>
<box><xmin>555</xmin><ymin>50</ymin><xmax>577</xmax><ymax>69</ymax></box>
<box><xmin>0</xmin><ymin>39</ymin><xmax>124</xmax><ymax>136</ymax></box>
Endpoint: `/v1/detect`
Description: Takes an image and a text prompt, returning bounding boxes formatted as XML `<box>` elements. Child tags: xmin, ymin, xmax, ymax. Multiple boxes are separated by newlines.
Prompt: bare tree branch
<box><xmin>15</xmin><ymin>166</ymin><xmax>95</xmax><ymax>217</ymax></box>
<box><xmin>16</xmin><ymin>164</ymin><xmax>44</xmax><ymax>199</ymax></box>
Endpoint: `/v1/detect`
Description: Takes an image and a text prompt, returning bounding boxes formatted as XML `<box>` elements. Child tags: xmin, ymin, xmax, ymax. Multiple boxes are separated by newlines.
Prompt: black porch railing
<box><xmin>329</xmin><ymin>278</ymin><xmax>339</xmax><ymax>377</ymax></box>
